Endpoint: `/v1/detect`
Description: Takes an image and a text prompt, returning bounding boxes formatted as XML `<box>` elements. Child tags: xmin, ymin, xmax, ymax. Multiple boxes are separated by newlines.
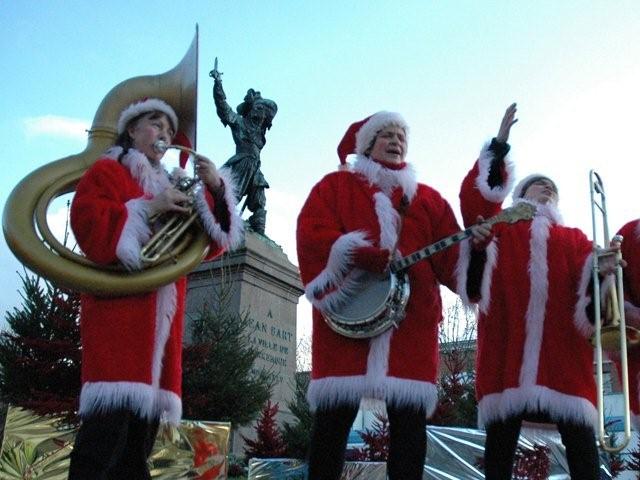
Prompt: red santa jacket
<box><xmin>457</xmin><ymin>144</ymin><xmax>598</xmax><ymax>429</ymax></box>
<box><xmin>297</xmin><ymin>155</ymin><xmax>461</xmax><ymax>415</ymax></box>
<box><xmin>70</xmin><ymin>147</ymin><xmax>243</xmax><ymax>424</ymax></box>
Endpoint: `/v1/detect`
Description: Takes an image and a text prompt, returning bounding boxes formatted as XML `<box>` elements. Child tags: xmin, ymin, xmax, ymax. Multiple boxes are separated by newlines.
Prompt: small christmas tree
<box><xmin>243</xmin><ymin>400</ymin><xmax>288</xmax><ymax>459</ymax></box>
<box><xmin>0</xmin><ymin>271</ymin><xmax>81</xmax><ymax>422</ymax></box>
<box><xmin>182</xmin><ymin>269</ymin><xmax>276</xmax><ymax>426</ymax></box>
<box><xmin>350</xmin><ymin>410</ymin><xmax>390</xmax><ymax>462</ymax></box>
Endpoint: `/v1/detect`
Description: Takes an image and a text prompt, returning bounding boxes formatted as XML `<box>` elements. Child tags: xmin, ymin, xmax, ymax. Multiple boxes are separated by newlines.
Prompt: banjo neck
<box><xmin>390</xmin><ymin>202</ymin><xmax>536</xmax><ymax>273</ymax></box>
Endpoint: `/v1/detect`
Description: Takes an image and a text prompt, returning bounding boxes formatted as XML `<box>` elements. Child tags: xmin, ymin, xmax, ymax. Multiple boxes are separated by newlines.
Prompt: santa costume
<box><xmin>68</xmin><ymin>97</ymin><xmax>243</xmax><ymax>479</ymax></box>
<box><xmin>297</xmin><ymin>111</ymin><xmax>462</xmax><ymax>480</ymax></box>
<box><xmin>457</xmin><ymin>138</ymin><xmax>600</xmax><ymax>479</ymax></box>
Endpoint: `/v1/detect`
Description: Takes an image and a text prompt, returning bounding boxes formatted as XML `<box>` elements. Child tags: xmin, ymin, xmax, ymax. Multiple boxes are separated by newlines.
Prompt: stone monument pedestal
<box><xmin>186</xmin><ymin>230</ymin><xmax>304</xmax><ymax>454</ymax></box>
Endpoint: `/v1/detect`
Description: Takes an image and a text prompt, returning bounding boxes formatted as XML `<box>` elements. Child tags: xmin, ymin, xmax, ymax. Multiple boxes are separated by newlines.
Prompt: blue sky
<box><xmin>2</xmin><ymin>1</ymin><xmax>640</xmax><ymax>337</ymax></box>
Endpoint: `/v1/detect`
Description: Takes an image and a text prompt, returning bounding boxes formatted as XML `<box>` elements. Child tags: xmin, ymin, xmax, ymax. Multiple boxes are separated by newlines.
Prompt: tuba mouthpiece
<box><xmin>153</xmin><ymin>140</ymin><xmax>169</xmax><ymax>154</ymax></box>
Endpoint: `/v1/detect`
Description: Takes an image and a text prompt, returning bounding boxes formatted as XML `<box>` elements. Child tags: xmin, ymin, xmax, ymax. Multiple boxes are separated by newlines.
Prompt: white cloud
<box><xmin>23</xmin><ymin>115</ymin><xmax>90</xmax><ymax>140</ymax></box>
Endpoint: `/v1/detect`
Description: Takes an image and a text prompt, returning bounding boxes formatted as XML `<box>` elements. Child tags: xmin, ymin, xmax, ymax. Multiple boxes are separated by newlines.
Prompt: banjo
<box><xmin>322</xmin><ymin>202</ymin><xmax>536</xmax><ymax>338</ymax></box>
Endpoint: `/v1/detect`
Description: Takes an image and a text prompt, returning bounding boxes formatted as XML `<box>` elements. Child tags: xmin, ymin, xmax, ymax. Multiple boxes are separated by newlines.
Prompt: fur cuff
<box><xmin>304</xmin><ymin>231</ymin><xmax>371</xmax><ymax>312</ymax></box>
<box><xmin>475</xmin><ymin>141</ymin><xmax>515</xmax><ymax>203</ymax></box>
<box><xmin>194</xmin><ymin>167</ymin><xmax>244</xmax><ymax>251</ymax></box>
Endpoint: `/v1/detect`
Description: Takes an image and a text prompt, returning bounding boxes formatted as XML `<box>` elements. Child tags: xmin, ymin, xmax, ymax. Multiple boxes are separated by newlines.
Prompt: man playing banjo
<box><xmin>296</xmin><ymin>111</ymin><xmax>490</xmax><ymax>479</ymax></box>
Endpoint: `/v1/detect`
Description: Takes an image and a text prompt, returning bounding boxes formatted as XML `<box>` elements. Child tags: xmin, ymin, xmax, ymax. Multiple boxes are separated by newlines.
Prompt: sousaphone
<box><xmin>2</xmin><ymin>27</ymin><xmax>209</xmax><ymax>296</ymax></box>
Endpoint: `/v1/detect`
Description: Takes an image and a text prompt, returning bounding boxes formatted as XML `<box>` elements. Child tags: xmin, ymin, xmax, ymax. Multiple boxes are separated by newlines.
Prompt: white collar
<box><xmin>351</xmin><ymin>154</ymin><xmax>417</xmax><ymax>200</ymax></box>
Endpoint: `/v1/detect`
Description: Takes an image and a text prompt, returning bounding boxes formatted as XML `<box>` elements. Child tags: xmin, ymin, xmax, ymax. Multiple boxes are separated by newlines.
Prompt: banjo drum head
<box><xmin>329</xmin><ymin>271</ymin><xmax>394</xmax><ymax>325</ymax></box>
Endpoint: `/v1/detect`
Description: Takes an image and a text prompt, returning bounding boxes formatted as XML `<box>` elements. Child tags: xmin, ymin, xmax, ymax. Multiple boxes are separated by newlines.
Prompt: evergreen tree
<box><xmin>0</xmin><ymin>271</ymin><xmax>81</xmax><ymax>421</ymax></box>
<box><xmin>182</xmin><ymin>274</ymin><xmax>276</xmax><ymax>426</ymax></box>
<box><xmin>242</xmin><ymin>400</ymin><xmax>288</xmax><ymax>458</ymax></box>
<box><xmin>349</xmin><ymin>410</ymin><xmax>390</xmax><ymax>462</ymax></box>
<box><xmin>281</xmin><ymin>372</ymin><xmax>312</xmax><ymax>459</ymax></box>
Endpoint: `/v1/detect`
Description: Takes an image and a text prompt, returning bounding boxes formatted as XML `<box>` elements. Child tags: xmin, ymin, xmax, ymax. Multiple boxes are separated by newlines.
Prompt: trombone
<box><xmin>590</xmin><ymin>169</ymin><xmax>637</xmax><ymax>452</ymax></box>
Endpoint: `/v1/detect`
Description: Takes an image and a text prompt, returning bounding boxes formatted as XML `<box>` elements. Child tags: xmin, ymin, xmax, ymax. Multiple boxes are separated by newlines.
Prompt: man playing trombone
<box><xmin>457</xmin><ymin>103</ymin><xmax>622</xmax><ymax>479</ymax></box>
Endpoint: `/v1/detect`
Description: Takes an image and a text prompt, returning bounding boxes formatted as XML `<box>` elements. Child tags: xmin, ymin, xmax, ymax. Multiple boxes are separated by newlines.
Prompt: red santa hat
<box><xmin>117</xmin><ymin>97</ymin><xmax>179</xmax><ymax>135</ymax></box>
<box><xmin>337</xmin><ymin>111</ymin><xmax>409</xmax><ymax>167</ymax></box>
<box><xmin>512</xmin><ymin>173</ymin><xmax>558</xmax><ymax>200</ymax></box>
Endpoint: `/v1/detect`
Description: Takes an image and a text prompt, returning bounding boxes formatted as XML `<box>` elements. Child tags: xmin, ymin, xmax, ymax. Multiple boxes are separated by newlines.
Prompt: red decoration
<box><xmin>243</xmin><ymin>400</ymin><xmax>288</xmax><ymax>459</ymax></box>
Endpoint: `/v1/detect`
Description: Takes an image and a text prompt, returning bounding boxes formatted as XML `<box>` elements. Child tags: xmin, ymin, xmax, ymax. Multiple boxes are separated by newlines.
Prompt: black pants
<box><xmin>307</xmin><ymin>403</ymin><xmax>427</xmax><ymax>480</ymax></box>
<box><xmin>483</xmin><ymin>414</ymin><xmax>599</xmax><ymax>480</ymax></box>
<box><xmin>68</xmin><ymin>409</ymin><xmax>160</xmax><ymax>480</ymax></box>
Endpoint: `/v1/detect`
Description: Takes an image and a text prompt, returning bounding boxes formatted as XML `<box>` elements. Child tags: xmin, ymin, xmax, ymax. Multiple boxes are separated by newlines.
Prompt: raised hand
<box><xmin>496</xmin><ymin>102</ymin><xmax>518</xmax><ymax>143</ymax></box>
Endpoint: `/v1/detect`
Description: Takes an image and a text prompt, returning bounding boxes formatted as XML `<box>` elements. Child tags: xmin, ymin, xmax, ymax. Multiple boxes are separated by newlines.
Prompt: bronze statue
<box><xmin>209</xmin><ymin>59</ymin><xmax>277</xmax><ymax>235</ymax></box>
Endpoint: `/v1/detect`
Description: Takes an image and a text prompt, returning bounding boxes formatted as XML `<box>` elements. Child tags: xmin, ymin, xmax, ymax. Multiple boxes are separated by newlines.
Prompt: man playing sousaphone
<box><xmin>296</xmin><ymin>111</ymin><xmax>490</xmax><ymax>479</ymax></box>
<box><xmin>68</xmin><ymin>98</ymin><xmax>243</xmax><ymax>479</ymax></box>
<box><xmin>457</xmin><ymin>103</ymin><xmax>622</xmax><ymax>479</ymax></box>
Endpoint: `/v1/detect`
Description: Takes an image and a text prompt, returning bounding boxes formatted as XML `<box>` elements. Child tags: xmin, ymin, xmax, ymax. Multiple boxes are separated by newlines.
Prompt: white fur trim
<box><xmin>116</xmin><ymin>198</ymin><xmax>152</xmax><ymax>270</ymax></box>
<box><xmin>574</xmin><ymin>252</ymin><xmax>596</xmax><ymax>337</ymax></box>
<box><xmin>453</xmin><ymin>236</ymin><xmax>499</xmax><ymax>313</ymax></box>
<box><xmin>519</xmin><ymin>215</ymin><xmax>551</xmax><ymax>387</ymax></box>
<box><xmin>353</xmin><ymin>155</ymin><xmax>418</xmax><ymax>201</ymax></box>
<box><xmin>475</xmin><ymin>141</ymin><xmax>515</xmax><ymax>203</ymax></box>
<box><xmin>157</xmin><ymin>389</ymin><xmax>182</xmax><ymax>425</ymax></box>
<box><xmin>121</xmin><ymin>148</ymin><xmax>173</xmax><ymax>197</ymax></box>
<box><xmin>79</xmin><ymin>381</ymin><xmax>157</xmax><ymax>420</ymax></box>
<box><xmin>477</xmin><ymin>385</ymin><xmax>597</xmax><ymax>429</ymax></box>
<box><xmin>152</xmin><ymin>284</ymin><xmax>177</xmax><ymax>388</ymax></box>
<box><xmin>78</xmin><ymin>382</ymin><xmax>182</xmax><ymax>424</ymax></box>
<box><xmin>478</xmin><ymin>241</ymin><xmax>499</xmax><ymax>314</ymax></box>
<box><xmin>307</xmin><ymin>375</ymin><xmax>438</xmax><ymax>416</ymax></box>
<box><xmin>194</xmin><ymin>167</ymin><xmax>244</xmax><ymax>250</ymax></box>
<box><xmin>366</xmin><ymin>330</ymin><xmax>392</xmax><ymax>391</ymax></box>
<box><xmin>355</xmin><ymin>111</ymin><xmax>409</xmax><ymax>157</ymax></box>
<box><xmin>117</xmin><ymin>98</ymin><xmax>178</xmax><ymax>134</ymax></box>
<box><xmin>304</xmin><ymin>231</ymin><xmax>372</xmax><ymax>312</ymax></box>
<box><xmin>372</xmin><ymin>192</ymin><xmax>400</xmax><ymax>250</ymax></box>
<box><xmin>454</xmin><ymin>239</ymin><xmax>473</xmax><ymax>305</ymax></box>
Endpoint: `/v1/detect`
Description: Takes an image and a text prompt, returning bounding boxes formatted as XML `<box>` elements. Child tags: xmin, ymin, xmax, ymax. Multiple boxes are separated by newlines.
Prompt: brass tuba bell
<box><xmin>2</xmin><ymin>27</ymin><xmax>210</xmax><ymax>297</ymax></box>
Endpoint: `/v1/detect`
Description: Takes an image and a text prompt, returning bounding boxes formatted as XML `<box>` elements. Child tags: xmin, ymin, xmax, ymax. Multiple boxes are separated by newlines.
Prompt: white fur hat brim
<box><xmin>117</xmin><ymin>98</ymin><xmax>178</xmax><ymax>135</ymax></box>
<box><xmin>355</xmin><ymin>111</ymin><xmax>409</xmax><ymax>156</ymax></box>
<box><xmin>512</xmin><ymin>173</ymin><xmax>558</xmax><ymax>201</ymax></box>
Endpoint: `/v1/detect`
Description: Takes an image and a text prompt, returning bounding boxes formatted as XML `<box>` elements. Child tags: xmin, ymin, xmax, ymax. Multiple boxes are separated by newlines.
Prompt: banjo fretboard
<box><xmin>389</xmin><ymin>202</ymin><xmax>536</xmax><ymax>273</ymax></box>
